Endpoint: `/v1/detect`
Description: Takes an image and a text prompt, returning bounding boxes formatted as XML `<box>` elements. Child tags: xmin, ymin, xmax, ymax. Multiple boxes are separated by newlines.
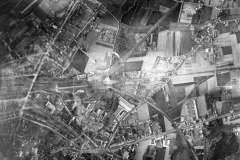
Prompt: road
<box><xmin>52</xmin><ymin>0</ymin><xmax>81</xmax><ymax>45</ymax></box>
<box><xmin>0</xmin><ymin>97</ymin><xmax>27</xmax><ymax>103</ymax></box>
<box><xmin>81</xmin><ymin>109</ymin><xmax>240</xmax><ymax>154</ymax></box>
<box><xmin>0</xmin><ymin>110</ymin><xmax>20</xmax><ymax>121</ymax></box>
<box><xmin>20</xmin><ymin>101</ymin><xmax>105</xmax><ymax>158</ymax></box>
<box><xmin>177</xmin><ymin>75</ymin><xmax>214</xmax><ymax>106</ymax></box>
<box><xmin>103</xmin><ymin>4</ymin><xmax>223</xmax><ymax>152</ymax></box>
<box><xmin>100</xmin><ymin>2</ymin><xmax>180</xmax><ymax>78</ymax></box>
<box><xmin>105</xmin><ymin>43</ymin><xmax>203</xmax><ymax>145</ymax></box>
<box><xmin>101</xmin><ymin>41</ymin><xmax>203</xmax><ymax>151</ymax></box>
<box><xmin>26</xmin><ymin>101</ymin><xmax>97</xmax><ymax>149</ymax></box>
<box><xmin>21</xmin><ymin>53</ymin><xmax>47</xmax><ymax>114</ymax></box>
<box><xmin>102</xmin><ymin>44</ymin><xmax>222</xmax><ymax>150</ymax></box>
<box><xmin>0</xmin><ymin>1</ymin><xmax>226</xmax><ymax>158</ymax></box>
<box><xmin>0</xmin><ymin>74</ymin><xmax>35</xmax><ymax>80</ymax></box>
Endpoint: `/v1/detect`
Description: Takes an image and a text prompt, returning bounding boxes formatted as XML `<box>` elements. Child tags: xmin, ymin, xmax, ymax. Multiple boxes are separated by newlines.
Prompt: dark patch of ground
<box><xmin>160</xmin><ymin>0</ymin><xmax>176</xmax><ymax>8</ymax></box>
<box><xmin>0</xmin><ymin>0</ymin><xmax>21</xmax><ymax>16</ymax></box>
<box><xmin>155</xmin><ymin>147</ymin><xmax>166</xmax><ymax>160</ymax></box>
<box><xmin>192</xmin><ymin>6</ymin><xmax>212</xmax><ymax>24</ymax></box>
<box><xmin>152</xmin><ymin>89</ymin><xmax>169</xmax><ymax>112</ymax></box>
<box><xmin>180</xmin><ymin>31</ymin><xmax>193</xmax><ymax>54</ymax></box>
<box><xmin>70</xmin><ymin>49</ymin><xmax>89</xmax><ymax>73</ymax></box>
<box><xmin>148</xmin><ymin>104</ymin><xmax>166</xmax><ymax>132</ymax></box>
<box><xmin>121</xmin><ymin>0</ymin><xmax>148</xmax><ymax>27</ymax></box>
<box><xmin>211</xmin><ymin>133</ymin><xmax>239</xmax><ymax>160</ymax></box>
<box><xmin>98</xmin><ymin>11</ymin><xmax>118</xmax><ymax>28</ymax></box>
<box><xmin>171</xmin><ymin>132</ymin><xmax>196</xmax><ymax>160</ymax></box>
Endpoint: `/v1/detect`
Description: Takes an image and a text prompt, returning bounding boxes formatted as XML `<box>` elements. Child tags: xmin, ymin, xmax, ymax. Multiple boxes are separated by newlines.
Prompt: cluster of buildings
<box><xmin>94</xmin><ymin>23</ymin><xmax>117</xmax><ymax>48</ymax></box>
<box><xmin>3</xmin><ymin>0</ymin><xmax>240</xmax><ymax>159</ymax></box>
<box><xmin>39</xmin><ymin>57</ymin><xmax>63</xmax><ymax>76</ymax></box>
<box><xmin>110</xmin><ymin>112</ymin><xmax>166</xmax><ymax>149</ymax></box>
<box><xmin>121</xmin><ymin>116</ymin><xmax>163</xmax><ymax>138</ymax></box>
<box><xmin>45</xmin><ymin>4</ymin><xmax>119</xmax><ymax>75</ymax></box>
<box><xmin>0</xmin><ymin>5</ymin><xmax>55</xmax><ymax>58</ymax></box>
<box><xmin>30</xmin><ymin>88</ymin><xmax>139</xmax><ymax>151</ymax></box>
<box><xmin>179</xmin><ymin>70</ymin><xmax>240</xmax><ymax>125</ymax></box>
<box><xmin>135</xmin><ymin>33</ymin><xmax>158</xmax><ymax>52</ymax></box>
<box><xmin>75</xmin><ymin>23</ymin><xmax>118</xmax><ymax>74</ymax></box>
<box><xmin>6</xmin><ymin>118</ymin><xmax>47</xmax><ymax>160</ymax></box>
<box><xmin>109</xmin><ymin>0</ymin><xmax>240</xmax><ymax>159</ymax></box>
<box><xmin>31</xmin><ymin>92</ymin><xmax>71</xmax><ymax>122</ymax></box>
<box><xmin>79</xmin><ymin>97</ymin><xmax>136</xmax><ymax>148</ymax></box>
<box><xmin>121</xmin><ymin>111</ymin><xmax>139</xmax><ymax>126</ymax></box>
<box><xmin>46</xmin><ymin>2</ymin><xmax>102</xmax><ymax>71</ymax></box>
<box><xmin>55</xmin><ymin>3</ymin><xmax>97</xmax><ymax>48</ymax></box>
<box><xmin>0</xmin><ymin>0</ymin><xmax>101</xmax><ymax>78</ymax></box>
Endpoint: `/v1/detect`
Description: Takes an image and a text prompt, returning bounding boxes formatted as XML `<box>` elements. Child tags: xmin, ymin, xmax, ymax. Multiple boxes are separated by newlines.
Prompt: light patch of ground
<box><xmin>84</xmin><ymin>42</ymin><xmax>113</xmax><ymax>73</ymax></box>
<box><xmin>135</xmin><ymin>139</ymin><xmax>151</xmax><ymax>160</ymax></box>
<box><xmin>39</xmin><ymin>0</ymin><xmax>72</xmax><ymax>17</ymax></box>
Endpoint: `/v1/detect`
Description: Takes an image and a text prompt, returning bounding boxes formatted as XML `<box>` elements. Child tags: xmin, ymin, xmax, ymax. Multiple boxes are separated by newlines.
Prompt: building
<box><xmin>181</xmin><ymin>95</ymin><xmax>208</xmax><ymax>123</ymax></box>
<box><xmin>124</xmin><ymin>42</ymin><xmax>217</xmax><ymax>85</ymax></box>
<box><xmin>46</xmin><ymin>101</ymin><xmax>56</xmax><ymax>114</ymax></box>
<box><xmin>157</xmin><ymin>30</ymin><xmax>192</xmax><ymax>56</ymax></box>
<box><xmin>181</xmin><ymin>98</ymin><xmax>199</xmax><ymax>123</ymax></box>
<box><xmin>21</xmin><ymin>0</ymin><xmax>38</xmax><ymax>14</ymax></box>
<box><xmin>129</xmin><ymin>23</ymin><xmax>240</xmax><ymax>86</ymax></box>
<box><xmin>178</xmin><ymin>2</ymin><xmax>215</xmax><ymax>24</ymax></box>
<box><xmin>179</xmin><ymin>3</ymin><xmax>197</xmax><ymax>24</ymax></box>
<box><xmin>70</xmin><ymin>49</ymin><xmax>89</xmax><ymax>73</ymax></box>
<box><xmin>114</xmin><ymin>97</ymin><xmax>135</xmax><ymax>122</ymax></box>
<box><xmin>230</xmin><ymin>70</ymin><xmax>240</xmax><ymax>97</ymax></box>
<box><xmin>196</xmin><ymin>76</ymin><xmax>216</xmax><ymax>96</ymax></box>
<box><xmin>119</xmin><ymin>97</ymin><xmax>135</xmax><ymax>112</ymax></box>
<box><xmin>162</xmin><ymin>139</ymin><xmax>171</xmax><ymax>148</ymax></box>
<box><xmin>69</xmin><ymin>22</ymin><xmax>118</xmax><ymax>74</ymax></box>
<box><xmin>122</xmin><ymin>151</ymin><xmax>129</xmax><ymax>160</ymax></box>
<box><xmin>123</xmin><ymin>28</ymin><xmax>195</xmax><ymax>74</ymax></box>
